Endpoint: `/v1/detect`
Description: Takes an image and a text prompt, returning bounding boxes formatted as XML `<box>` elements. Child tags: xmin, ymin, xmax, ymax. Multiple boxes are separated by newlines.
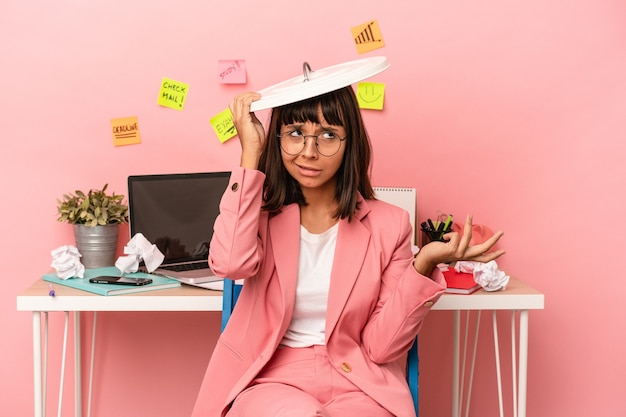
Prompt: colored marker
<box><xmin>443</xmin><ymin>215</ymin><xmax>453</xmax><ymax>232</ymax></box>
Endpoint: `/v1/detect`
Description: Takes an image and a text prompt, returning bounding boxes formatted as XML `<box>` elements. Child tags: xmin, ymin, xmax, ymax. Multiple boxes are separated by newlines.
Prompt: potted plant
<box><xmin>56</xmin><ymin>184</ymin><xmax>129</xmax><ymax>268</ymax></box>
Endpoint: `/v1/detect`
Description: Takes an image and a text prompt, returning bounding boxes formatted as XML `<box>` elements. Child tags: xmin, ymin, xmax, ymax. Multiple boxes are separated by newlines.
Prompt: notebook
<box><xmin>373</xmin><ymin>187</ymin><xmax>417</xmax><ymax>246</ymax></box>
<box><xmin>127</xmin><ymin>172</ymin><xmax>231</xmax><ymax>286</ymax></box>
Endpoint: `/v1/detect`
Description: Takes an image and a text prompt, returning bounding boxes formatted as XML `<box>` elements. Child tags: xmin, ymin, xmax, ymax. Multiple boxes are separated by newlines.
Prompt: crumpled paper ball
<box><xmin>454</xmin><ymin>260</ymin><xmax>509</xmax><ymax>292</ymax></box>
<box><xmin>115</xmin><ymin>233</ymin><xmax>165</xmax><ymax>274</ymax></box>
<box><xmin>51</xmin><ymin>245</ymin><xmax>85</xmax><ymax>279</ymax></box>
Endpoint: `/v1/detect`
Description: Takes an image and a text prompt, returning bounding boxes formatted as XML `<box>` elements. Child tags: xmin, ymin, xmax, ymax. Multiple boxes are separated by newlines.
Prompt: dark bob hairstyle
<box><xmin>258</xmin><ymin>86</ymin><xmax>375</xmax><ymax>220</ymax></box>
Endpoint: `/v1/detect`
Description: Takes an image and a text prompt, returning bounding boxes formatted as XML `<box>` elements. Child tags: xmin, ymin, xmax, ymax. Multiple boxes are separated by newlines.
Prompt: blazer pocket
<box><xmin>218</xmin><ymin>339</ymin><xmax>244</xmax><ymax>362</ymax></box>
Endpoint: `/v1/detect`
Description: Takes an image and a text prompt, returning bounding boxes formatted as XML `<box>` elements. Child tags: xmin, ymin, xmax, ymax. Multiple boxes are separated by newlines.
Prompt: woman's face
<box><xmin>279</xmin><ymin>109</ymin><xmax>346</xmax><ymax>193</ymax></box>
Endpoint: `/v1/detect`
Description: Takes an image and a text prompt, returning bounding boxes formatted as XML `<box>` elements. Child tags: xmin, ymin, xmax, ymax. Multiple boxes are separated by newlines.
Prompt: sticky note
<box><xmin>218</xmin><ymin>59</ymin><xmax>247</xmax><ymax>84</ymax></box>
<box><xmin>356</xmin><ymin>82</ymin><xmax>385</xmax><ymax>110</ymax></box>
<box><xmin>210</xmin><ymin>108</ymin><xmax>237</xmax><ymax>143</ymax></box>
<box><xmin>111</xmin><ymin>116</ymin><xmax>141</xmax><ymax>146</ymax></box>
<box><xmin>351</xmin><ymin>20</ymin><xmax>385</xmax><ymax>54</ymax></box>
<box><xmin>158</xmin><ymin>77</ymin><xmax>189</xmax><ymax>111</ymax></box>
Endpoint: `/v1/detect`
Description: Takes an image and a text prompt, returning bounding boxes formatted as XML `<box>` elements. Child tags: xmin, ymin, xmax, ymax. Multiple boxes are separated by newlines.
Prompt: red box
<box><xmin>442</xmin><ymin>268</ymin><xmax>481</xmax><ymax>294</ymax></box>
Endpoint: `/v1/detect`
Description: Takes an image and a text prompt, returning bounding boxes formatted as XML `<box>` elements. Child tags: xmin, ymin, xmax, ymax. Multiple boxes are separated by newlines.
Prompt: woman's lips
<box><xmin>296</xmin><ymin>164</ymin><xmax>321</xmax><ymax>177</ymax></box>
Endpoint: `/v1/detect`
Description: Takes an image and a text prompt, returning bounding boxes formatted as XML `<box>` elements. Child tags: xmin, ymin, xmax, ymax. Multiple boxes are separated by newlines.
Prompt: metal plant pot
<box><xmin>73</xmin><ymin>224</ymin><xmax>119</xmax><ymax>268</ymax></box>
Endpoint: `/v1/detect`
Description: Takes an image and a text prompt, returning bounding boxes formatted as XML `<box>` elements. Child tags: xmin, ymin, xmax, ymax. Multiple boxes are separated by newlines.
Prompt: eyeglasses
<box><xmin>278</xmin><ymin>130</ymin><xmax>347</xmax><ymax>157</ymax></box>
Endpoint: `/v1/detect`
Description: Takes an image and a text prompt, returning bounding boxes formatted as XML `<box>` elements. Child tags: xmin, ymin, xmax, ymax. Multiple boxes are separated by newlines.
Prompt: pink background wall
<box><xmin>2</xmin><ymin>1</ymin><xmax>625</xmax><ymax>416</ymax></box>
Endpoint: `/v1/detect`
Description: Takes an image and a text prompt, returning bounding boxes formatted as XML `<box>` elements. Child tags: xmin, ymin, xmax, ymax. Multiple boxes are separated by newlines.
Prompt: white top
<box><xmin>280</xmin><ymin>223</ymin><xmax>338</xmax><ymax>347</ymax></box>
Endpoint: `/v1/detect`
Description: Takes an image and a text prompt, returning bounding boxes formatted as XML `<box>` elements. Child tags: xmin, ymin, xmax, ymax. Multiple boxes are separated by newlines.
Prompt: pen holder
<box><xmin>421</xmin><ymin>226</ymin><xmax>452</xmax><ymax>244</ymax></box>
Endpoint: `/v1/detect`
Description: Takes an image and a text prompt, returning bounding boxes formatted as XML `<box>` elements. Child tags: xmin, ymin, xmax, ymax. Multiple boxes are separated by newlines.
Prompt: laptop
<box><xmin>127</xmin><ymin>172</ymin><xmax>231</xmax><ymax>286</ymax></box>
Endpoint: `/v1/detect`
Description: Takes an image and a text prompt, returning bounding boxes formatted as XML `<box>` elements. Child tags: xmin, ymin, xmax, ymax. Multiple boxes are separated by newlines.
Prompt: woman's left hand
<box><xmin>413</xmin><ymin>214</ymin><xmax>505</xmax><ymax>276</ymax></box>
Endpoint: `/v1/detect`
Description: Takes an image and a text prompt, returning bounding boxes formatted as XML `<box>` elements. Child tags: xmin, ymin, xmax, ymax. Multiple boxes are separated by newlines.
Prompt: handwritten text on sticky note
<box><xmin>351</xmin><ymin>20</ymin><xmax>385</xmax><ymax>54</ymax></box>
<box><xmin>357</xmin><ymin>82</ymin><xmax>385</xmax><ymax>110</ymax></box>
<box><xmin>111</xmin><ymin>116</ymin><xmax>141</xmax><ymax>146</ymax></box>
<box><xmin>158</xmin><ymin>78</ymin><xmax>189</xmax><ymax>111</ymax></box>
<box><xmin>219</xmin><ymin>60</ymin><xmax>247</xmax><ymax>84</ymax></box>
<box><xmin>210</xmin><ymin>108</ymin><xmax>237</xmax><ymax>143</ymax></box>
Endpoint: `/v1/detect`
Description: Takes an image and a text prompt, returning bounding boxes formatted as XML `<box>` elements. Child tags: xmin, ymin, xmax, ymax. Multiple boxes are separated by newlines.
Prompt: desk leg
<box><xmin>74</xmin><ymin>312</ymin><xmax>82</xmax><ymax>417</ymax></box>
<box><xmin>33</xmin><ymin>312</ymin><xmax>43</xmax><ymax>417</ymax></box>
<box><xmin>518</xmin><ymin>310</ymin><xmax>529</xmax><ymax>417</ymax></box>
<box><xmin>452</xmin><ymin>310</ymin><xmax>460</xmax><ymax>417</ymax></box>
<box><xmin>511</xmin><ymin>312</ymin><xmax>517</xmax><ymax>417</ymax></box>
<box><xmin>492</xmin><ymin>311</ymin><xmax>504</xmax><ymax>417</ymax></box>
<box><xmin>450</xmin><ymin>309</ymin><xmax>531</xmax><ymax>417</ymax></box>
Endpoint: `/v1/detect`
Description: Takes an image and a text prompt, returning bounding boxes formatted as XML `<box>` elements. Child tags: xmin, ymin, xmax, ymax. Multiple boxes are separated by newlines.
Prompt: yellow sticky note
<box><xmin>351</xmin><ymin>20</ymin><xmax>385</xmax><ymax>54</ymax></box>
<box><xmin>357</xmin><ymin>82</ymin><xmax>385</xmax><ymax>110</ymax></box>
<box><xmin>158</xmin><ymin>77</ymin><xmax>189</xmax><ymax>111</ymax></box>
<box><xmin>111</xmin><ymin>116</ymin><xmax>141</xmax><ymax>146</ymax></box>
<box><xmin>210</xmin><ymin>108</ymin><xmax>237</xmax><ymax>143</ymax></box>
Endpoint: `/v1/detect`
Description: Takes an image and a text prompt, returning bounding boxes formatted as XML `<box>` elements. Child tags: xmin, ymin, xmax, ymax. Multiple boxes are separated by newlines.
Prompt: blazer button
<box><xmin>231</xmin><ymin>183</ymin><xmax>239</xmax><ymax>191</ymax></box>
<box><xmin>424</xmin><ymin>301</ymin><xmax>434</xmax><ymax>307</ymax></box>
<box><xmin>341</xmin><ymin>362</ymin><xmax>352</xmax><ymax>373</ymax></box>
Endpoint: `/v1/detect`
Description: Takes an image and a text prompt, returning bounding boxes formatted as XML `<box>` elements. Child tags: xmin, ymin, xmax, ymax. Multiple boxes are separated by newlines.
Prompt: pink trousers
<box><xmin>226</xmin><ymin>345</ymin><xmax>394</xmax><ymax>417</ymax></box>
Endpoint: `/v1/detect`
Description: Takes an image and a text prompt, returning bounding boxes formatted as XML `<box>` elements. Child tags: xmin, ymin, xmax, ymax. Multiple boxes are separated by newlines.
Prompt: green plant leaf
<box><xmin>56</xmin><ymin>184</ymin><xmax>128</xmax><ymax>225</ymax></box>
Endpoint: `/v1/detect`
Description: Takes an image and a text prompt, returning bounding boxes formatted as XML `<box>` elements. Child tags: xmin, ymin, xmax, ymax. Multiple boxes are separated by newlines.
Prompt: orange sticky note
<box><xmin>356</xmin><ymin>82</ymin><xmax>385</xmax><ymax>110</ymax></box>
<box><xmin>351</xmin><ymin>20</ymin><xmax>385</xmax><ymax>54</ymax></box>
<box><xmin>158</xmin><ymin>77</ymin><xmax>189</xmax><ymax>111</ymax></box>
<box><xmin>210</xmin><ymin>108</ymin><xmax>237</xmax><ymax>143</ymax></box>
<box><xmin>111</xmin><ymin>116</ymin><xmax>141</xmax><ymax>146</ymax></box>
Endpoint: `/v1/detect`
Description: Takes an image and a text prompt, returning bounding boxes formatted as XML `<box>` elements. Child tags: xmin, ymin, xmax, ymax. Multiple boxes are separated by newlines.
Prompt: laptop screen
<box><xmin>127</xmin><ymin>172</ymin><xmax>231</xmax><ymax>265</ymax></box>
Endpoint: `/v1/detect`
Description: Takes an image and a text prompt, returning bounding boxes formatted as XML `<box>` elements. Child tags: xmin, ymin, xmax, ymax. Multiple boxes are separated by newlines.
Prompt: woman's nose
<box><xmin>300</xmin><ymin>135</ymin><xmax>319</xmax><ymax>158</ymax></box>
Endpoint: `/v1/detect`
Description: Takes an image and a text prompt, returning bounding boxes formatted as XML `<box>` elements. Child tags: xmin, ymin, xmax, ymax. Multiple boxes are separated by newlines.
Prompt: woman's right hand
<box><xmin>229</xmin><ymin>92</ymin><xmax>265</xmax><ymax>169</ymax></box>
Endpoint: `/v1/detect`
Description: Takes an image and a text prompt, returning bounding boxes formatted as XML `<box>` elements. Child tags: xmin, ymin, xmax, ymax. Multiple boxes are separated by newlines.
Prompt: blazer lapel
<box><xmin>268</xmin><ymin>198</ymin><xmax>372</xmax><ymax>342</ymax></box>
<box><xmin>325</xmin><ymin>197</ymin><xmax>371</xmax><ymax>340</ymax></box>
<box><xmin>268</xmin><ymin>204</ymin><xmax>301</xmax><ymax>317</ymax></box>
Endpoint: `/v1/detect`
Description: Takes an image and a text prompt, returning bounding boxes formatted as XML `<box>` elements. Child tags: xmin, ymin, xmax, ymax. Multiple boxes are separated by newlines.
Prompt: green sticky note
<box><xmin>357</xmin><ymin>82</ymin><xmax>385</xmax><ymax>110</ymax></box>
<box><xmin>210</xmin><ymin>108</ymin><xmax>237</xmax><ymax>143</ymax></box>
<box><xmin>158</xmin><ymin>77</ymin><xmax>189</xmax><ymax>111</ymax></box>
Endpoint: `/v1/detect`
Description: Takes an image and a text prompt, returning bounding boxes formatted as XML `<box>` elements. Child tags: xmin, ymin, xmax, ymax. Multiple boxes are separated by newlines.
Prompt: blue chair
<box><xmin>221</xmin><ymin>278</ymin><xmax>420</xmax><ymax>416</ymax></box>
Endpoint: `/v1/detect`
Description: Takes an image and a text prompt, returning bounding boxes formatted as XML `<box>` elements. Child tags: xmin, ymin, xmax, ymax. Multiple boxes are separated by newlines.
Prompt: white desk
<box><xmin>432</xmin><ymin>277</ymin><xmax>544</xmax><ymax>417</ymax></box>
<box><xmin>17</xmin><ymin>282</ymin><xmax>222</xmax><ymax>417</ymax></box>
<box><xmin>18</xmin><ymin>276</ymin><xmax>543</xmax><ymax>417</ymax></box>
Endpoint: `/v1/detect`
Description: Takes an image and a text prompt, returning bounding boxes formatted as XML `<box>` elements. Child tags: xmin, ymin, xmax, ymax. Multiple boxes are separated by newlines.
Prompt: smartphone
<box><xmin>89</xmin><ymin>276</ymin><xmax>153</xmax><ymax>286</ymax></box>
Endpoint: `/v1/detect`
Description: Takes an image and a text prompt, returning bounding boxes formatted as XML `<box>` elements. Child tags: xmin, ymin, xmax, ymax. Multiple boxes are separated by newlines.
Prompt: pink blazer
<box><xmin>192</xmin><ymin>168</ymin><xmax>446</xmax><ymax>417</ymax></box>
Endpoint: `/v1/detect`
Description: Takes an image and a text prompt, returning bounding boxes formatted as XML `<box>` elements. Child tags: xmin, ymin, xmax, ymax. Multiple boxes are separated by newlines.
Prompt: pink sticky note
<box><xmin>218</xmin><ymin>60</ymin><xmax>247</xmax><ymax>84</ymax></box>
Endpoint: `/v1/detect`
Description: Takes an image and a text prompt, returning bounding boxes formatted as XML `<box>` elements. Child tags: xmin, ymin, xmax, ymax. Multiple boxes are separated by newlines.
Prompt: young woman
<box><xmin>192</xmin><ymin>86</ymin><xmax>504</xmax><ymax>417</ymax></box>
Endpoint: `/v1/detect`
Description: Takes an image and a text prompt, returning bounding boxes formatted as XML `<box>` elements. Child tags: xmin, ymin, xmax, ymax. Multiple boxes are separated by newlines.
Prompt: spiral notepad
<box><xmin>373</xmin><ymin>187</ymin><xmax>417</xmax><ymax>245</ymax></box>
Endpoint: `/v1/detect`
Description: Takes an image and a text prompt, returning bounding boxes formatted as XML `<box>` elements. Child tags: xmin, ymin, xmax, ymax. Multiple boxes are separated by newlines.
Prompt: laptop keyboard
<box><xmin>160</xmin><ymin>261</ymin><xmax>209</xmax><ymax>272</ymax></box>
